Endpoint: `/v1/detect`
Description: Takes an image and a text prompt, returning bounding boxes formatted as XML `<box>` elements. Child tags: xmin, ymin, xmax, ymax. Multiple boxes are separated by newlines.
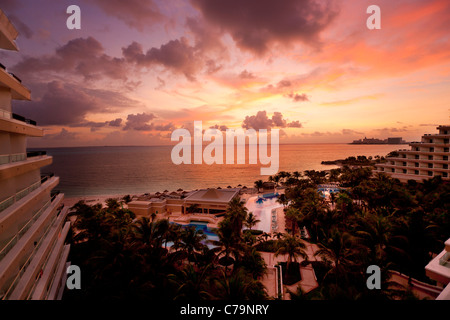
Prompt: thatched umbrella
<box><xmin>177</xmin><ymin>188</ymin><xmax>183</xmax><ymax>192</ymax></box>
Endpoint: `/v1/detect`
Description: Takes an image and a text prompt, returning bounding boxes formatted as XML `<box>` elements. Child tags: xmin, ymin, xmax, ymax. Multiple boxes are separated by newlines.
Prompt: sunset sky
<box><xmin>1</xmin><ymin>0</ymin><xmax>449</xmax><ymax>147</ymax></box>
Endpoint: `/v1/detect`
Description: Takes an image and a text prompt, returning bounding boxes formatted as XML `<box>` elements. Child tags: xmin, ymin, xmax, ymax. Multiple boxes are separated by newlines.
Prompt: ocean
<box><xmin>32</xmin><ymin>144</ymin><xmax>403</xmax><ymax>197</ymax></box>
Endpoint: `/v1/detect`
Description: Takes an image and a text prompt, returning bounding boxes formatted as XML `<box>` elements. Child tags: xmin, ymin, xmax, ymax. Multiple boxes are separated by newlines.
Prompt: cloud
<box><xmin>12</xmin><ymin>37</ymin><xmax>128</xmax><ymax>81</ymax></box>
<box><xmin>123</xmin><ymin>112</ymin><xmax>157</xmax><ymax>131</ymax></box>
<box><xmin>123</xmin><ymin>112</ymin><xmax>175</xmax><ymax>131</ymax></box>
<box><xmin>242</xmin><ymin>111</ymin><xmax>302</xmax><ymax>130</ymax></box>
<box><xmin>209</xmin><ymin>124</ymin><xmax>229</xmax><ymax>131</ymax></box>
<box><xmin>239</xmin><ymin>70</ymin><xmax>256</xmax><ymax>79</ymax></box>
<box><xmin>12</xmin><ymin>81</ymin><xmax>142</xmax><ymax>126</ymax></box>
<box><xmin>69</xmin><ymin>118</ymin><xmax>123</xmax><ymax>132</ymax></box>
<box><xmin>42</xmin><ymin>128</ymin><xmax>78</xmax><ymax>140</ymax></box>
<box><xmin>88</xmin><ymin>0</ymin><xmax>164</xmax><ymax>31</ymax></box>
<box><xmin>285</xmin><ymin>92</ymin><xmax>309</xmax><ymax>102</ymax></box>
<box><xmin>191</xmin><ymin>0</ymin><xmax>338</xmax><ymax>55</ymax></box>
<box><xmin>341</xmin><ymin>129</ymin><xmax>363</xmax><ymax>135</ymax></box>
<box><xmin>123</xmin><ymin>38</ymin><xmax>201</xmax><ymax>81</ymax></box>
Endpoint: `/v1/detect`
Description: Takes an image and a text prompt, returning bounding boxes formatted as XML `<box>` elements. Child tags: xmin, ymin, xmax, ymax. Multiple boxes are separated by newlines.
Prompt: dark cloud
<box><xmin>69</xmin><ymin>118</ymin><xmax>123</xmax><ymax>132</ymax></box>
<box><xmin>123</xmin><ymin>112</ymin><xmax>157</xmax><ymax>131</ymax></box>
<box><xmin>12</xmin><ymin>81</ymin><xmax>141</xmax><ymax>126</ymax></box>
<box><xmin>191</xmin><ymin>0</ymin><xmax>338</xmax><ymax>55</ymax></box>
<box><xmin>123</xmin><ymin>38</ymin><xmax>201</xmax><ymax>81</ymax></box>
<box><xmin>42</xmin><ymin>128</ymin><xmax>78</xmax><ymax>140</ymax></box>
<box><xmin>242</xmin><ymin>111</ymin><xmax>302</xmax><ymax>130</ymax></box>
<box><xmin>287</xmin><ymin>121</ymin><xmax>302</xmax><ymax>128</ymax></box>
<box><xmin>108</xmin><ymin>118</ymin><xmax>123</xmax><ymax>127</ymax></box>
<box><xmin>122</xmin><ymin>113</ymin><xmax>175</xmax><ymax>132</ymax></box>
<box><xmin>12</xmin><ymin>37</ymin><xmax>128</xmax><ymax>81</ymax></box>
<box><xmin>286</xmin><ymin>92</ymin><xmax>309</xmax><ymax>102</ymax></box>
<box><xmin>209</xmin><ymin>124</ymin><xmax>229</xmax><ymax>131</ymax></box>
<box><xmin>239</xmin><ymin>70</ymin><xmax>255</xmax><ymax>79</ymax></box>
<box><xmin>88</xmin><ymin>0</ymin><xmax>163</xmax><ymax>31</ymax></box>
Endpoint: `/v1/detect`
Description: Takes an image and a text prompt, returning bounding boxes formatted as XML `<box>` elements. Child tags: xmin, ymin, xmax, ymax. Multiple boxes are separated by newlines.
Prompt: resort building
<box><xmin>127</xmin><ymin>188</ymin><xmax>240</xmax><ymax>217</ymax></box>
<box><xmin>182</xmin><ymin>188</ymin><xmax>240</xmax><ymax>215</ymax></box>
<box><xmin>375</xmin><ymin>125</ymin><xmax>450</xmax><ymax>182</ymax></box>
<box><xmin>0</xmin><ymin>9</ymin><xmax>70</xmax><ymax>300</ymax></box>
<box><xmin>425</xmin><ymin>238</ymin><xmax>450</xmax><ymax>300</ymax></box>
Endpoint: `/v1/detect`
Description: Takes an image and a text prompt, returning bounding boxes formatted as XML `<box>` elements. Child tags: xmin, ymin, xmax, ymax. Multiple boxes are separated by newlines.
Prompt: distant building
<box><xmin>0</xmin><ymin>9</ymin><xmax>71</xmax><ymax>300</ymax></box>
<box><xmin>387</xmin><ymin>137</ymin><xmax>403</xmax><ymax>144</ymax></box>
<box><xmin>375</xmin><ymin>125</ymin><xmax>450</xmax><ymax>182</ymax></box>
<box><xmin>350</xmin><ymin>136</ymin><xmax>406</xmax><ymax>144</ymax></box>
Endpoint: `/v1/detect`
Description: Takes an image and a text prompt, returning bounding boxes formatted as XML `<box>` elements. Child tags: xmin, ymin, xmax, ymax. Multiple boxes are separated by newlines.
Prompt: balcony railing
<box><xmin>0</xmin><ymin>180</ymin><xmax>42</xmax><ymax>213</ymax></box>
<box><xmin>0</xmin><ymin>153</ymin><xmax>27</xmax><ymax>165</ymax></box>
<box><xmin>26</xmin><ymin>151</ymin><xmax>47</xmax><ymax>158</ymax></box>
<box><xmin>0</xmin><ymin>200</ymin><xmax>51</xmax><ymax>261</ymax></box>
<box><xmin>1</xmin><ymin>207</ymin><xmax>60</xmax><ymax>300</ymax></box>
<box><xmin>12</xmin><ymin>113</ymin><xmax>36</xmax><ymax>126</ymax></box>
<box><xmin>0</xmin><ymin>109</ymin><xmax>37</xmax><ymax>126</ymax></box>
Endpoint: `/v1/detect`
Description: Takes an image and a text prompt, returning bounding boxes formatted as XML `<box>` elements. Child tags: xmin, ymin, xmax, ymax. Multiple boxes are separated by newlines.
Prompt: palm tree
<box><xmin>212</xmin><ymin>269</ymin><xmax>267</xmax><ymax>300</ymax></box>
<box><xmin>173</xmin><ymin>226</ymin><xmax>207</xmax><ymax>264</ymax></box>
<box><xmin>254</xmin><ymin>180</ymin><xmax>264</xmax><ymax>193</ymax></box>
<box><xmin>314</xmin><ymin>229</ymin><xmax>362</xmax><ymax>286</ymax></box>
<box><xmin>236</xmin><ymin>247</ymin><xmax>267</xmax><ymax>280</ymax></box>
<box><xmin>169</xmin><ymin>264</ymin><xmax>212</xmax><ymax>300</ymax></box>
<box><xmin>244</xmin><ymin>212</ymin><xmax>260</xmax><ymax>231</ymax></box>
<box><xmin>284</xmin><ymin>206</ymin><xmax>301</xmax><ymax>235</ymax></box>
<box><xmin>275</xmin><ymin>235</ymin><xmax>308</xmax><ymax>273</ymax></box>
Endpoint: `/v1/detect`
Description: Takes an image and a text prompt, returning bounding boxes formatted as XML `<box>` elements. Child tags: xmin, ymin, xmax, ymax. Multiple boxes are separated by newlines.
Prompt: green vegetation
<box><xmin>268</xmin><ymin>167</ymin><xmax>449</xmax><ymax>300</ymax></box>
<box><xmin>65</xmin><ymin>162</ymin><xmax>449</xmax><ymax>300</ymax></box>
<box><xmin>65</xmin><ymin>197</ymin><xmax>269</xmax><ymax>300</ymax></box>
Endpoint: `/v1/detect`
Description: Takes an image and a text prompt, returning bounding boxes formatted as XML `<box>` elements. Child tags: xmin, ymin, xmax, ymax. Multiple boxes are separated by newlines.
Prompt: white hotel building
<box><xmin>375</xmin><ymin>125</ymin><xmax>450</xmax><ymax>182</ymax></box>
<box><xmin>0</xmin><ymin>9</ymin><xmax>70</xmax><ymax>300</ymax></box>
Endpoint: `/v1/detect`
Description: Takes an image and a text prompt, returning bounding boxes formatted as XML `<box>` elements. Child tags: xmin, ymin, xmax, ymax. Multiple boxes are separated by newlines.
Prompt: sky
<box><xmin>1</xmin><ymin>0</ymin><xmax>449</xmax><ymax>147</ymax></box>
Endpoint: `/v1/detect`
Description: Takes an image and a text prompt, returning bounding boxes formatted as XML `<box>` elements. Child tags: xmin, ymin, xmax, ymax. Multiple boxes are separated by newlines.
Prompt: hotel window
<box><xmin>402</xmin><ymin>169</ymin><xmax>407</xmax><ymax>174</ymax></box>
<box><xmin>430</xmin><ymin>147</ymin><xmax>434</xmax><ymax>152</ymax></box>
<box><xmin>445</xmin><ymin>148</ymin><xmax>449</xmax><ymax>152</ymax></box>
<box><xmin>428</xmin><ymin>163</ymin><xmax>433</xmax><ymax>168</ymax></box>
<box><xmin>444</xmin><ymin>164</ymin><xmax>449</xmax><ymax>169</ymax></box>
<box><xmin>444</xmin><ymin>172</ymin><xmax>448</xmax><ymax>178</ymax></box>
<box><xmin>391</xmin><ymin>168</ymin><xmax>395</xmax><ymax>173</ymax></box>
<box><xmin>415</xmin><ymin>155</ymin><xmax>420</xmax><ymax>159</ymax></box>
<box><xmin>428</xmin><ymin>155</ymin><xmax>433</xmax><ymax>160</ymax></box>
<box><xmin>415</xmin><ymin>163</ymin><xmax>419</xmax><ymax>167</ymax></box>
<box><xmin>414</xmin><ymin>170</ymin><xmax>419</xmax><ymax>175</ymax></box>
<box><xmin>415</xmin><ymin>147</ymin><xmax>420</xmax><ymax>151</ymax></box>
<box><xmin>403</xmin><ymin>162</ymin><xmax>407</xmax><ymax>166</ymax></box>
<box><xmin>429</xmin><ymin>139</ymin><xmax>433</xmax><ymax>143</ymax></box>
<box><xmin>444</xmin><ymin>156</ymin><xmax>449</xmax><ymax>160</ymax></box>
<box><xmin>444</xmin><ymin>139</ymin><xmax>449</xmax><ymax>144</ymax></box>
<box><xmin>428</xmin><ymin>171</ymin><xmax>433</xmax><ymax>176</ymax></box>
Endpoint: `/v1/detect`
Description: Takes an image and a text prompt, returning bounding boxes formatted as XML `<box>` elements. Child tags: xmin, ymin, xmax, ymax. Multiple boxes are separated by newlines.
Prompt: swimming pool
<box><xmin>168</xmin><ymin>221</ymin><xmax>219</xmax><ymax>248</ymax></box>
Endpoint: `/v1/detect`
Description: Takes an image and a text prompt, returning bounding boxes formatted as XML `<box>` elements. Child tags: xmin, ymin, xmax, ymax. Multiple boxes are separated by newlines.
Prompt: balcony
<box><xmin>0</xmin><ymin>111</ymin><xmax>42</xmax><ymax>137</ymax></box>
<box><xmin>0</xmin><ymin>154</ymin><xmax>52</xmax><ymax>181</ymax></box>
<box><xmin>0</xmin><ymin>9</ymin><xmax>19</xmax><ymax>51</ymax></box>
<box><xmin>0</xmin><ymin>66</ymin><xmax>30</xmax><ymax>100</ymax></box>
